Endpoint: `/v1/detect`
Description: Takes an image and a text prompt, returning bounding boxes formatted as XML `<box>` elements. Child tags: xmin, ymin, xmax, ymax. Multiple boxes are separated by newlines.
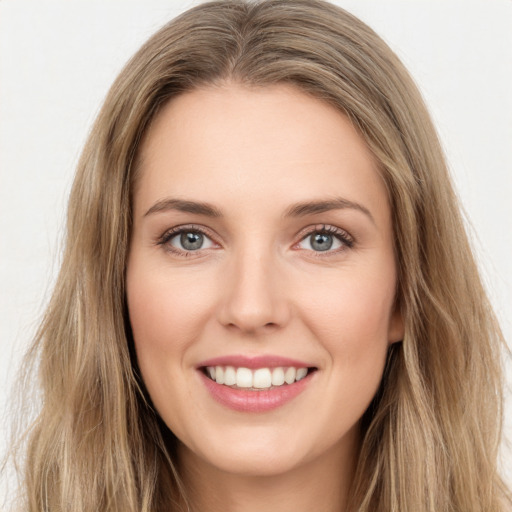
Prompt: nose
<box><xmin>217</xmin><ymin>247</ymin><xmax>291</xmax><ymax>335</ymax></box>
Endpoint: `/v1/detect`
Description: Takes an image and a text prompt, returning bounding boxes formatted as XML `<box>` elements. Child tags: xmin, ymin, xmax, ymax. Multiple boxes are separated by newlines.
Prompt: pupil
<box><xmin>311</xmin><ymin>233</ymin><xmax>333</xmax><ymax>251</ymax></box>
<box><xmin>181</xmin><ymin>232</ymin><xmax>203</xmax><ymax>250</ymax></box>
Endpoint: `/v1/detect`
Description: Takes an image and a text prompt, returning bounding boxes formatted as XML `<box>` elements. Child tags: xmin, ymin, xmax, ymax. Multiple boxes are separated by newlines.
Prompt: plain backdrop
<box><xmin>1</xmin><ymin>0</ymin><xmax>511</xmax><ymax>496</ymax></box>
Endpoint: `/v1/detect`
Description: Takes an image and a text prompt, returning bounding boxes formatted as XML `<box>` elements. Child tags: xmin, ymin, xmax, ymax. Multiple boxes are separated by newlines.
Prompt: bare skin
<box><xmin>178</xmin><ymin>428</ymin><xmax>358</xmax><ymax>512</ymax></box>
<box><xmin>127</xmin><ymin>82</ymin><xmax>403</xmax><ymax>511</ymax></box>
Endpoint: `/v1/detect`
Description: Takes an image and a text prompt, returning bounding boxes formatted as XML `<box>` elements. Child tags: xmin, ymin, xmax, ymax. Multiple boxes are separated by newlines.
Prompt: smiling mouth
<box><xmin>201</xmin><ymin>365</ymin><xmax>318</xmax><ymax>391</ymax></box>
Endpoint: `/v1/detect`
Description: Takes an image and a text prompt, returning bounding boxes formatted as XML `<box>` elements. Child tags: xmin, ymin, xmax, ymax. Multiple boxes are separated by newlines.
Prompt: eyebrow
<box><xmin>144</xmin><ymin>198</ymin><xmax>222</xmax><ymax>218</ymax></box>
<box><xmin>283</xmin><ymin>197</ymin><xmax>375</xmax><ymax>224</ymax></box>
<box><xmin>143</xmin><ymin>196</ymin><xmax>375</xmax><ymax>224</ymax></box>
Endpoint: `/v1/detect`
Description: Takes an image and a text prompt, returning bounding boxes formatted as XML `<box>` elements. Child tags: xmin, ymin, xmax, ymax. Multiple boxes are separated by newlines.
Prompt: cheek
<box><xmin>300</xmin><ymin>262</ymin><xmax>396</xmax><ymax>341</ymax></box>
<box><xmin>127</xmin><ymin>263</ymin><xmax>214</xmax><ymax>346</ymax></box>
<box><xmin>125</xmin><ymin>262</ymin><xmax>218</xmax><ymax>399</ymax></box>
<box><xmin>296</xmin><ymin>264</ymin><xmax>396</xmax><ymax>396</ymax></box>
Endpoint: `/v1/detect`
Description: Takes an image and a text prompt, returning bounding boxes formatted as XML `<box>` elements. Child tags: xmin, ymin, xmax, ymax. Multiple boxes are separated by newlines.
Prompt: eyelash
<box><xmin>156</xmin><ymin>223</ymin><xmax>354</xmax><ymax>257</ymax></box>
<box><xmin>156</xmin><ymin>224</ymin><xmax>217</xmax><ymax>257</ymax></box>
<box><xmin>295</xmin><ymin>224</ymin><xmax>354</xmax><ymax>255</ymax></box>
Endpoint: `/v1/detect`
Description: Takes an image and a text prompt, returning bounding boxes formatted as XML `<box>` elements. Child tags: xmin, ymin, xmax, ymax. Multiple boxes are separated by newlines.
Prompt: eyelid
<box><xmin>155</xmin><ymin>222</ymin><xmax>354</xmax><ymax>257</ymax></box>
<box><xmin>156</xmin><ymin>224</ymin><xmax>220</xmax><ymax>255</ymax></box>
<box><xmin>293</xmin><ymin>224</ymin><xmax>354</xmax><ymax>253</ymax></box>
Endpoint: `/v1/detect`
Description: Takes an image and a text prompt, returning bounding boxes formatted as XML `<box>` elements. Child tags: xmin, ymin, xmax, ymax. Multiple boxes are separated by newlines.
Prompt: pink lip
<box><xmin>197</xmin><ymin>355</ymin><xmax>317</xmax><ymax>412</ymax></box>
<box><xmin>199</xmin><ymin>372</ymin><xmax>313</xmax><ymax>412</ymax></box>
<box><xmin>197</xmin><ymin>354</ymin><xmax>313</xmax><ymax>369</ymax></box>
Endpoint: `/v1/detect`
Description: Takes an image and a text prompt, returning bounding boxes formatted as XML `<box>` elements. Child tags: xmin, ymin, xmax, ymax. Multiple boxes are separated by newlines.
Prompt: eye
<box><xmin>296</xmin><ymin>225</ymin><xmax>353</xmax><ymax>253</ymax></box>
<box><xmin>158</xmin><ymin>226</ymin><xmax>216</xmax><ymax>255</ymax></box>
<box><xmin>170</xmin><ymin>231</ymin><xmax>214</xmax><ymax>251</ymax></box>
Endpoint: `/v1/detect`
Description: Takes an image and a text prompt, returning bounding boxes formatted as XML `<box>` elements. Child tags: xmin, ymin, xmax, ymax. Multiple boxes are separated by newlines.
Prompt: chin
<box><xmin>202</xmin><ymin>447</ymin><xmax>305</xmax><ymax>478</ymax></box>
<box><xmin>176</xmin><ymin>424</ymin><xmax>312</xmax><ymax>478</ymax></box>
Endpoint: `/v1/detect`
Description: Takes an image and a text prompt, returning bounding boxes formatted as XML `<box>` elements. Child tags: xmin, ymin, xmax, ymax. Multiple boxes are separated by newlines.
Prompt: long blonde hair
<box><xmin>9</xmin><ymin>0</ymin><xmax>510</xmax><ymax>510</ymax></box>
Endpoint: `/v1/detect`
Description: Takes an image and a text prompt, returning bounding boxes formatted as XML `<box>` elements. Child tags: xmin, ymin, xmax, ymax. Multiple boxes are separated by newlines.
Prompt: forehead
<box><xmin>133</xmin><ymin>82</ymin><xmax>389</xmax><ymax>225</ymax></box>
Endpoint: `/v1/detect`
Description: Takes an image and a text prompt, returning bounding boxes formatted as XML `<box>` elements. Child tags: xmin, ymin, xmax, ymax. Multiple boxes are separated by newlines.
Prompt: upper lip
<box><xmin>197</xmin><ymin>354</ymin><xmax>316</xmax><ymax>370</ymax></box>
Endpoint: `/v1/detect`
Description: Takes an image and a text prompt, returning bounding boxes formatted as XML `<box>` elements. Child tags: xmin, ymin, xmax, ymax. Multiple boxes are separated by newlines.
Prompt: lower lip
<box><xmin>199</xmin><ymin>370</ymin><xmax>314</xmax><ymax>412</ymax></box>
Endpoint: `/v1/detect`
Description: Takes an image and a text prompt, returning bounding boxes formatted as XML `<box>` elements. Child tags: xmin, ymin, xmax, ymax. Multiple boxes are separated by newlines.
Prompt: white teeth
<box><xmin>271</xmin><ymin>367</ymin><xmax>285</xmax><ymax>386</ymax></box>
<box><xmin>284</xmin><ymin>367</ymin><xmax>296</xmax><ymax>384</ymax></box>
<box><xmin>236</xmin><ymin>367</ymin><xmax>253</xmax><ymax>388</ymax></box>
<box><xmin>207</xmin><ymin>365</ymin><xmax>312</xmax><ymax>389</ymax></box>
<box><xmin>296</xmin><ymin>367</ymin><xmax>308</xmax><ymax>381</ymax></box>
<box><xmin>224</xmin><ymin>366</ymin><xmax>236</xmax><ymax>386</ymax></box>
<box><xmin>215</xmin><ymin>366</ymin><xmax>225</xmax><ymax>384</ymax></box>
<box><xmin>253</xmin><ymin>368</ymin><xmax>272</xmax><ymax>389</ymax></box>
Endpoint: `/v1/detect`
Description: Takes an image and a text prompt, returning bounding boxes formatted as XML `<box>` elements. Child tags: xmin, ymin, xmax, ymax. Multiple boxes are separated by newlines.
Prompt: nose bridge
<box><xmin>218</xmin><ymin>240</ymin><xmax>290</xmax><ymax>333</ymax></box>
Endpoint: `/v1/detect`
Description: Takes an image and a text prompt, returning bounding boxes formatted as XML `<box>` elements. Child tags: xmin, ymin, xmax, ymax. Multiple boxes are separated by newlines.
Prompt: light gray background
<box><xmin>1</xmin><ymin>0</ymin><xmax>511</xmax><ymax>496</ymax></box>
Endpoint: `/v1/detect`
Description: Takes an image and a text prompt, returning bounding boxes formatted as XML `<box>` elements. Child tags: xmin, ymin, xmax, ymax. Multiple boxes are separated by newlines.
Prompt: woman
<box><xmin>7</xmin><ymin>0</ymin><xmax>511</xmax><ymax>510</ymax></box>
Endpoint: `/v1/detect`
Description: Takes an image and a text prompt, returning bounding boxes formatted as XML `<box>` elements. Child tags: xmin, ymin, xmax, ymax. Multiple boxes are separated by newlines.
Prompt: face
<box><xmin>126</xmin><ymin>83</ymin><xmax>403</xmax><ymax>478</ymax></box>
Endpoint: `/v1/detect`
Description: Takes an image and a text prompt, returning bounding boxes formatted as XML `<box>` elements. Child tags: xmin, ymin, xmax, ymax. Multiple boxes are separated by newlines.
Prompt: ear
<box><xmin>387</xmin><ymin>301</ymin><xmax>404</xmax><ymax>344</ymax></box>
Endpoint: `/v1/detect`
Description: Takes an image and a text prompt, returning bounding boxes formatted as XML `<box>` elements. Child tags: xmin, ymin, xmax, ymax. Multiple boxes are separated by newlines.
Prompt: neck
<box><xmin>176</xmin><ymin>428</ymin><xmax>359</xmax><ymax>512</ymax></box>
